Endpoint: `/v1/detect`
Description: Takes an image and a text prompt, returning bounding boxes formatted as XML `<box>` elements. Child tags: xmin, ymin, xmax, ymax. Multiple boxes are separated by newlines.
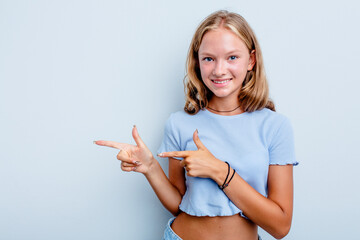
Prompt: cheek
<box><xmin>230</xmin><ymin>62</ymin><xmax>249</xmax><ymax>77</ymax></box>
<box><xmin>199</xmin><ymin>64</ymin><xmax>212</xmax><ymax>79</ymax></box>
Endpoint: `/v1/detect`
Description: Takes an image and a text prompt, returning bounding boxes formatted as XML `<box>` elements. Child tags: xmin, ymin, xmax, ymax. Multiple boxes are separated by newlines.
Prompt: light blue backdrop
<box><xmin>1</xmin><ymin>0</ymin><xmax>359</xmax><ymax>239</ymax></box>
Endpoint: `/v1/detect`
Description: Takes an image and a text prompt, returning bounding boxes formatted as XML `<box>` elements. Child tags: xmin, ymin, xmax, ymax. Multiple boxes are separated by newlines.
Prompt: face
<box><xmin>198</xmin><ymin>28</ymin><xmax>255</xmax><ymax>103</ymax></box>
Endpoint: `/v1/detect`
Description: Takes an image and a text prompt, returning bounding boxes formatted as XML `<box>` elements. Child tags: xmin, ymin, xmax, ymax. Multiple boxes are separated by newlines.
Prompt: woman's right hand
<box><xmin>94</xmin><ymin>125</ymin><xmax>156</xmax><ymax>175</ymax></box>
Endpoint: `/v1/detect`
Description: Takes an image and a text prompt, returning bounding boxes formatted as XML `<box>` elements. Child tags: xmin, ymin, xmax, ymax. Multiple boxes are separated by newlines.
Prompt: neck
<box><xmin>207</xmin><ymin>98</ymin><xmax>243</xmax><ymax>116</ymax></box>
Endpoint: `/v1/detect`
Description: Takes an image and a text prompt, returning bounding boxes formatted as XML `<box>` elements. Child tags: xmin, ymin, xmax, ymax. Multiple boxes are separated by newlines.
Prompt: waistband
<box><xmin>162</xmin><ymin>217</ymin><xmax>182</xmax><ymax>240</ymax></box>
<box><xmin>162</xmin><ymin>217</ymin><xmax>262</xmax><ymax>240</ymax></box>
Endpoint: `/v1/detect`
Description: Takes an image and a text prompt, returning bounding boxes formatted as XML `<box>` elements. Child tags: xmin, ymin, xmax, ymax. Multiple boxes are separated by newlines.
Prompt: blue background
<box><xmin>1</xmin><ymin>0</ymin><xmax>359</xmax><ymax>239</ymax></box>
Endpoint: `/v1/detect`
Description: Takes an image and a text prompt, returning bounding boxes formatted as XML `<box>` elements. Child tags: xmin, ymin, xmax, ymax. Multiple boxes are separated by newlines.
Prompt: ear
<box><xmin>247</xmin><ymin>50</ymin><xmax>256</xmax><ymax>71</ymax></box>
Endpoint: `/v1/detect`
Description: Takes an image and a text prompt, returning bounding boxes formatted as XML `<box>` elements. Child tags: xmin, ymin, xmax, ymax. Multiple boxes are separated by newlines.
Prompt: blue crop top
<box><xmin>157</xmin><ymin>108</ymin><xmax>298</xmax><ymax>217</ymax></box>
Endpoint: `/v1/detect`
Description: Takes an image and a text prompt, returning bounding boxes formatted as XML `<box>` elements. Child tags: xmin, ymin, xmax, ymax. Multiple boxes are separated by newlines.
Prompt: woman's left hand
<box><xmin>158</xmin><ymin>130</ymin><xmax>227</xmax><ymax>182</ymax></box>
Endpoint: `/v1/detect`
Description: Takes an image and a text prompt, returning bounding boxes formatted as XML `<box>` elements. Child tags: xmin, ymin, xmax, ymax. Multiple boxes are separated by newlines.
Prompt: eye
<box><xmin>229</xmin><ymin>56</ymin><xmax>238</xmax><ymax>60</ymax></box>
<box><xmin>203</xmin><ymin>57</ymin><xmax>213</xmax><ymax>62</ymax></box>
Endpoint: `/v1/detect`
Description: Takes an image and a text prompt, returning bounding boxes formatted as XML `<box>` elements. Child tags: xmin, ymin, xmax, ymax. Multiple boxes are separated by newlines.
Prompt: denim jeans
<box><xmin>162</xmin><ymin>217</ymin><xmax>262</xmax><ymax>240</ymax></box>
<box><xmin>162</xmin><ymin>217</ymin><xmax>182</xmax><ymax>240</ymax></box>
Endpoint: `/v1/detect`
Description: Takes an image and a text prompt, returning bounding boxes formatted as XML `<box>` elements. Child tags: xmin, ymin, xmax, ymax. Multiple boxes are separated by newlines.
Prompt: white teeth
<box><xmin>213</xmin><ymin>79</ymin><xmax>230</xmax><ymax>84</ymax></box>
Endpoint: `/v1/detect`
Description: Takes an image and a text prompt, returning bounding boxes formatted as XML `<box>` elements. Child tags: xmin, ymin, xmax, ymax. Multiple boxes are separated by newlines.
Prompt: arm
<box><xmin>168</xmin><ymin>157</ymin><xmax>186</xmax><ymax>196</ymax></box>
<box><xmin>95</xmin><ymin>126</ymin><xmax>184</xmax><ymax>216</ymax></box>
<box><xmin>159</xmin><ymin>130</ymin><xmax>294</xmax><ymax>239</ymax></box>
<box><xmin>215</xmin><ymin>164</ymin><xmax>294</xmax><ymax>239</ymax></box>
<box><xmin>143</xmin><ymin>157</ymin><xmax>185</xmax><ymax>216</ymax></box>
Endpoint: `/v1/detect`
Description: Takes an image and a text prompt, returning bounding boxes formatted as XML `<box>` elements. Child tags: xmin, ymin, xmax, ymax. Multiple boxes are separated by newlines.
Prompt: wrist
<box><xmin>213</xmin><ymin>160</ymin><xmax>229</xmax><ymax>186</ymax></box>
<box><xmin>144</xmin><ymin>157</ymin><xmax>160</xmax><ymax>177</ymax></box>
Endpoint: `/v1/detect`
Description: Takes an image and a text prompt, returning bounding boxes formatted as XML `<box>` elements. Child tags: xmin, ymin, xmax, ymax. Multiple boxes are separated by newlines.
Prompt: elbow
<box><xmin>171</xmin><ymin>210</ymin><xmax>180</xmax><ymax>217</ymax></box>
<box><xmin>268</xmin><ymin>211</ymin><xmax>293</xmax><ymax>239</ymax></box>
<box><xmin>169</xmin><ymin>207</ymin><xmax>182</xmax><ymax>217</ymax></box>
<box><xmin>271</xmin><ymin>223</ymin><xmax>291</xmax><ymax>239</ymax></box>
<box><xmin>273</xmin><ymin>231</ymin><xmax>289</xmax><ymax>240</ymax></box>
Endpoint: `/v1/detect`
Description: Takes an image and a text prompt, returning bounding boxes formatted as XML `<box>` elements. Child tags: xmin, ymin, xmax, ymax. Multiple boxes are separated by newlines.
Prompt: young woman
<box><xmin>95</xmin><ymin>10</ymin><xmax>298</xmax><ymax>240</ymax></box>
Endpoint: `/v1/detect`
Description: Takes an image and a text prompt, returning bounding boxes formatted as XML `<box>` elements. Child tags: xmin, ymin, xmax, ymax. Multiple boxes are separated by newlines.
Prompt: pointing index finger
<box><xmin>94</xmin><ymin>140</ymin><xmax>127</xmax><ymax>150</ymax></box>
<box><xmin>158</xmin><ymin>151</ymin><xmax>192</xmax><ymax>158</ymax></box>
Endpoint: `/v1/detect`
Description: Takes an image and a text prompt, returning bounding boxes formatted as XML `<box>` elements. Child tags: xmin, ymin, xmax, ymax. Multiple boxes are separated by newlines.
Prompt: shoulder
<box><xmin>250</xmin><ymin>108</ymin><xmax>287</xmax><ymax>121</ymax></box>
<box><xmin>168</xmin><ymin>110</ymin><xmax>190</xmax><ymax>120</ymax></box>
<box><xmin>163</xmin><ymin>110</ymin><xmax>192</xmax><ymax>133</ymax></box>
<box><xmin>166</xmin><ymin>109</ymin><xmax>205</xmax><ymax>125</ymax></box>
<box><xmin>248</xmin><ymin>108</ymin><xmax>293</xmax><ymax>143</ymax></box>
<box><xmin>254</xmin><ymin>109</ymin><xmax>295</xmax><ymax>148</ymax></box>
<box><xmin>250</xmin><ymin>108</ymin><xmax>290</xmax><ymax>127</ymax></box>
<box><xmin>163</xmin><ymin>110</ymin><xmax>210</xmax><ymax>137</ymax></box>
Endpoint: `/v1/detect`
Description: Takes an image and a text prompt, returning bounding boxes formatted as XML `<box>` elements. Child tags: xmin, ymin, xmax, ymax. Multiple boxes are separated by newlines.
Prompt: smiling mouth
<box><xmin>211</xmin><ymin>79</ymin><xmax>231</xmax><ymax>84</ymax></box>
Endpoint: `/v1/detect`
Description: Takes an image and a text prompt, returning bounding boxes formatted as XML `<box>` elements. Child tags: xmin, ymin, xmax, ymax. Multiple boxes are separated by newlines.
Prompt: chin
<box><xmin>212</xmin><ymin>92</ymin><xmax>232</xmax><ymax>98</ymax></box>
<box><xmin>210</xmin><ymin>89</ymin><xmax>241</xmax><ymax>100</ymax></box>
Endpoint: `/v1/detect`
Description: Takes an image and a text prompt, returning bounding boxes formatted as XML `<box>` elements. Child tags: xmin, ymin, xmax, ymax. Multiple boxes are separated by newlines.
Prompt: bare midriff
<box><xmin>171</xmin><ymin>212</ymin><xmax>258</xmax><ymax>240</ymax></box>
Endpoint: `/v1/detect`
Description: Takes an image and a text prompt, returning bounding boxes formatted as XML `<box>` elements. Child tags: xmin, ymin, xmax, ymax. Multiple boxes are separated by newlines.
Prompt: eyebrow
<box><xmin>198</xmin><ymin>50</ymin><xmax>243</xmax><ymax>56</ymax></box>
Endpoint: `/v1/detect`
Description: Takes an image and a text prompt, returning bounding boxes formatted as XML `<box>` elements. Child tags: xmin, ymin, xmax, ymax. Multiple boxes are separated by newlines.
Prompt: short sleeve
<box><xmin>269</xmin><ymin>117</ymin><xmax>298</xmax><ymax>166</ymax></box>
<box><xmin>157</xmin><ymin>114</ymin><xmax>181</xmax><ymax>156</ymax></box>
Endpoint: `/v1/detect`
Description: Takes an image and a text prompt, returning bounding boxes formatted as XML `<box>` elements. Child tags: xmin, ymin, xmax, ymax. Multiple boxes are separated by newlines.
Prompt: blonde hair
<box><xmin>184</xmin><ymin>10</ymin><xmax>275</xmax><ymax>114</ymax></box>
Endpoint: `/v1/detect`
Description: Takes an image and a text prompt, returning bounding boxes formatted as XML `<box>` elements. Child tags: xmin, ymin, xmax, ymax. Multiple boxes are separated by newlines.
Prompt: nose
<box><xmin>212</xmin><ymin>60</ymin><xmax>226</xmax><ymax>77</ymax></box>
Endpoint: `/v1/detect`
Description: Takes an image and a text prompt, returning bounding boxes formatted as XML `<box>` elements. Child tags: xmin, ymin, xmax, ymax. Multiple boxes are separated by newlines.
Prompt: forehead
<box><xmin>199</xmin><ymin>28</ymin><xmax>248</xmax><ymax>54</ymax></box>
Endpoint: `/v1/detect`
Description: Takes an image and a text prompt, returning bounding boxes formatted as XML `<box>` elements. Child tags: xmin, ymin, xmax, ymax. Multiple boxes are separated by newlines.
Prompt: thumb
<box><xmin>132</xmin><ymin>125</ymin><xmax>145</xmax><ymax>148</ymax></box>
<box><xmin>193</xmin><ymin>129</ymin><xmax>205</xmax><ymax>150</ymax></box>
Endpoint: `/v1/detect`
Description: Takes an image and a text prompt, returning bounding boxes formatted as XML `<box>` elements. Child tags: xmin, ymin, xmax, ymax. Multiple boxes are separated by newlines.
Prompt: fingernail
<box><xmin>157</xmin><ymin>153</ymin><xmax>163</xmax><ymax>157</ymax></box>
<box><xmin>93</xmin><ymin>141</ymin><xmax>97</xmax><ymax>144</ymax></box>
<box><xmin>133</xmin><ymin>124</ymin><xmax>136</xmax><ymax>128</ymax></box>
<box><xmin>134</xmin><ymin>161</ymin><xmax>141</xmax><ymax>165</ymax></box>
<box><xmin>132</xmin><ymin>167</ymin><xmax>137</xmax><ymax>171</ymax></box>
<box><xmin>196</xmin><ymin>129</ymin><xmax>199</xmax><ymax>134</ymax></box>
